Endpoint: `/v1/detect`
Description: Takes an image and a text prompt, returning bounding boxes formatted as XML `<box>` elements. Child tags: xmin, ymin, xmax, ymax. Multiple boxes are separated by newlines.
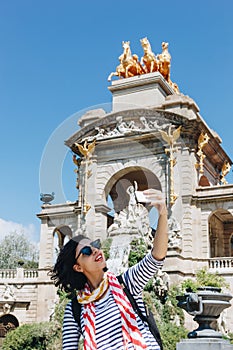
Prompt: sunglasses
<box><xmin>76</xmin><ymin>239</ymin><xmax>101</xmax><ymax>260</ymax></box>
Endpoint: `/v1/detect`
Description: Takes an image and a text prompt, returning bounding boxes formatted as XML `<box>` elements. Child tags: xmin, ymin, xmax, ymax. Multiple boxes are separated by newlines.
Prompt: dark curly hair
<box><xmin>50</xmin><ymin>234</ymin><xmax>89</xmax><ymax>293</ymax></box>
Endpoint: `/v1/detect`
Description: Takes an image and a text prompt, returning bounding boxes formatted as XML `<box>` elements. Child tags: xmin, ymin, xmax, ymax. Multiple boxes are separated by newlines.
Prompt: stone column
<box><xmin>38</xmin><ymin>216</ymin><xmax>53</xmax><ymax>269</ymax></box>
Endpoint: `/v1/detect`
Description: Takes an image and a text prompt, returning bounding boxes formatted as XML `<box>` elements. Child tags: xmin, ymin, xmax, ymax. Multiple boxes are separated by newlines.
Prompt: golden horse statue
<box><xmin>157</xmin><ymin>42</ymin><xmax>171</xmax><ymax>81</ymax></box>
<box><xmin>157</xmin><ymin>42</ymin><xmax>179</xmax><ymax>93</ymax></box>
<box><xmin>108</xmin><ymin>38</ymin><xmax>180</xmax><ymax>93</ymax></box>
<box><xmin>108</xmin><ymin>41</ymin><xmax>145</xmax><ymax>81</ymax></box>
<box><xmin>140</xmin><ymin>37</ymin><xmax>159</xmax><ymax>73</ymax></box>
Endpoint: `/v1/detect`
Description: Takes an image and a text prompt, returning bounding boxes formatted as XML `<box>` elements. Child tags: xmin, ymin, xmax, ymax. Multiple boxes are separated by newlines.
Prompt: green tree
<box><xmin>128</xmin><ymin>238</ymin><xmax>148</xmax><ymax>266</ymax></box>
<box><xmin>0</xmin><ymin>232</ymin><xmax>39</xmax><ymax>269</ymax></box>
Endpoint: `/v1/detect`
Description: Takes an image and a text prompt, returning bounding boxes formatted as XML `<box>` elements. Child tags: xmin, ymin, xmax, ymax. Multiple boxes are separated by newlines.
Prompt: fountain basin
<box><xmin>177</xmin><ymin>287</ymin><xmax>232</xmax><ymax>338</ymax></box>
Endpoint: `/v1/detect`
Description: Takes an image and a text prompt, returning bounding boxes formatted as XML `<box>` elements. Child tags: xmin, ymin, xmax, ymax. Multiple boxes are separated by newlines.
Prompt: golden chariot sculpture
<box><xmin>108</xmin><ymin>37</ymin><xmax>179</xmax><ymax>94</ymax></box>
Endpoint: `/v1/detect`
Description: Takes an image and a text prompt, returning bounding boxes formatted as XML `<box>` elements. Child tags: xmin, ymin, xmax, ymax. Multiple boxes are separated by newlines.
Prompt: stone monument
<box><xmin>1</xmin><ymin>37</ymin><xmax>232</xmax><ymax>343</ymax></box>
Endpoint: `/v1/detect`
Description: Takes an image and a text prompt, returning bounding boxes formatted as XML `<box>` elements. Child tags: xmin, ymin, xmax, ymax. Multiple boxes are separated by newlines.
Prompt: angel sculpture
<box><xmin>74</xmin><ymin>140</ymin><xmax>96</xmax><ymax>159</ymax></box>
<box><xmin>159</xmin><ymin>125</ymin><xmax>181</xmax><ymax>148</ymax></box>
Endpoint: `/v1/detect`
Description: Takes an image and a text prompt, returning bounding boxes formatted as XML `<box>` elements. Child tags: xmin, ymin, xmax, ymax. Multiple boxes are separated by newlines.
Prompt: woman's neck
<box><xmin>87</xmin><ymin>271</ymin><xmax>105</xmax><ymax>291</ymax></box>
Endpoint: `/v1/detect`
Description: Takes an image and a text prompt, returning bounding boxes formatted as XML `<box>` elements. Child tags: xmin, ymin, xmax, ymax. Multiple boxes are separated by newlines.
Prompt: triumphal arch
<box><xmin>0</xmin><ymin>38</ymin><xmax>232</xmax><ymax>338</ymax></box>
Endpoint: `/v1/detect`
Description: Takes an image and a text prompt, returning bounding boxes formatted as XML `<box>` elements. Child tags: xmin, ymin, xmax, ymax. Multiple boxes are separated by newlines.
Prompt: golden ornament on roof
<box><xmin>108</xmin><ymin>38</ymin><xmax>180</xmax><ymax>93</ymax></box>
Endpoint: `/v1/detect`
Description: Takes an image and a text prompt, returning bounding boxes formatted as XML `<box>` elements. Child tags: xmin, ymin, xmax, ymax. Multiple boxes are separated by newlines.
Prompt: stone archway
<box><xmin>0</xmin><ymin>314</ymin><xmax>19</xmax><ymax>342</ymax></box>
<box><xmin>104</xmin><ymin>166</ymin><xmax>162</xmax><ymax>235</ymax></box>
<box><xmin>53</xmin><ymin>225</ymin><xmax>72</xmax><ymax>249</ymax></box>
<box><xmin>104</xmin><ymin>167</ymin><xmax>162</xmax><ymax>274</ymax></box>
<box><xmin>106</xmin><ymin>167</ymin><xmax>161</xmax><ymax>214</ymax></box>
<box><xmin>53</xmin><ymin>225</ymin><xmax>72</xmax><ymax>262</ymax></box>
<box><xmin>209</xmin><ymin>209</ymin><xmax>233</xmax><ymax>258</ymax></box>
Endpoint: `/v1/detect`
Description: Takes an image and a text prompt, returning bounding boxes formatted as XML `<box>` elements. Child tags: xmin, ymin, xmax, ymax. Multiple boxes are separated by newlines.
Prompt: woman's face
<box><xmin>74</xmin><ymin>238</ymin><xmax>106</xmax><ymax>274</ymax></box>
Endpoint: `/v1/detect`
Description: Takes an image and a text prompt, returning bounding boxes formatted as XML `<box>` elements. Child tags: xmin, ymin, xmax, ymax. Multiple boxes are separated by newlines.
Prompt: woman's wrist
<box><xmin>158</xmin><ymin>205</ymin><xmax>168</xmax><ymax>216</ymax></box>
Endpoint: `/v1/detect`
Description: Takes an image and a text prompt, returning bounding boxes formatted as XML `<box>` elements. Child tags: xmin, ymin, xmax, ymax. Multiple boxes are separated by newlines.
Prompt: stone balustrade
<box><xmin>0</xmin><ymin>268</ymin><xmax>38</xmax><ymax>279</ymax></box>
<box><xmin>208</xmin><ymin>257</ymin><xmax>233</xmax><ymax>270</ymax></box>
<box><xmin>23</xmin><ymin>269</ymin><xmax>39</xmax><ymax>278</ymax></box>
<box><xmin>0</xmin><ymin>259</ymin><xmax>233</xmax><ymax>281</ymax></box>
<box><xmin>0</xmin><ymin>269</ymin><xmax>17</xmax><ymax>279</ymax></box>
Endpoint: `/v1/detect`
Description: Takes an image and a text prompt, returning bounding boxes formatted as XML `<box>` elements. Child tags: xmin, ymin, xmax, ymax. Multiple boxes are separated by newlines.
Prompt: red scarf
<box><xmin>77</xmin><ymin>272</ymin><xmax>147</xmax><ymax>349</ymax></box>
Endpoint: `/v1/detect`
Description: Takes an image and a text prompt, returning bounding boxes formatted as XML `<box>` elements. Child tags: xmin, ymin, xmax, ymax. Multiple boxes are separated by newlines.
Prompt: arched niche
<box><xmin>105</xmin><ymin>166</ymin><xmax>161</xmax><ymax>214</ymax></box>
<box><xmin>0</xmin><ymin>314</ymin><xmax>19</xmax><ymax>338</ymax></box>
<box><xmin>209</xmin><ymin>209</ymin><xmax>233</xmax><ymax>257</ymax></box>
<box><xmin>105</xmin><ymin>166</ymin><xmax>162</xmax><ymax>230</ymax></box>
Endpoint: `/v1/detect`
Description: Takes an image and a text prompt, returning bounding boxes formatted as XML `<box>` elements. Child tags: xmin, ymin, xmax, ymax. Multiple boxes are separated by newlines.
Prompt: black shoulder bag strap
<box><xmin>117</xmin><ymin>275</ymin><xmax>163</xmax><ymax>350</ymax></box>
<box><xmin>72</xmin><ymin>297</ymin><xmax>82</xmax><ymax>329</ymax></box>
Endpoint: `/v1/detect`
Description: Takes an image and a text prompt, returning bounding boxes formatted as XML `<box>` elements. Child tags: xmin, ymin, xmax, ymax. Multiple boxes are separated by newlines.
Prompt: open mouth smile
<box><xmin>95</xmin><ymin>253</ymin><xmax>103</xmax><ymax>262</ymax></box>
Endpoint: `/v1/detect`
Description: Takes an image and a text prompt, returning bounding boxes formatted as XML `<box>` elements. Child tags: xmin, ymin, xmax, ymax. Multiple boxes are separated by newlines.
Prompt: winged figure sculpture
<box><xmin>74</xmin><ymin>140</ymin><xmax>96</xmax><ymax>159</ymax></box>
<box><xmin>159</xmin><ymin>125</ymin><xmax>181</xmax><ymax>146</ymax></box>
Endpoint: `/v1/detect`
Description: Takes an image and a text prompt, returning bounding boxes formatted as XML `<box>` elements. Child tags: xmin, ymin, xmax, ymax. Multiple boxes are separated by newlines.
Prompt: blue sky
<box><xmin>0</xmin><ymin>0</ymin><xmax>233</xmax><ymax>242</ymax></box>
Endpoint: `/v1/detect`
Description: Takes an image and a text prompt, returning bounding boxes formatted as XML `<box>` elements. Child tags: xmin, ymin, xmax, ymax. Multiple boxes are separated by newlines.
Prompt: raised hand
<box><xmin>143</xmin><ymin>189</ymin><xmax>167</xmax><ymax>215</ymax></box>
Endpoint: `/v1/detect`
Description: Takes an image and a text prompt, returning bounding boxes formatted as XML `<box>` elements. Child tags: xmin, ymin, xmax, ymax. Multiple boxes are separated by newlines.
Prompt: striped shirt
<box><xmin>63</xmin><ymin>252</ymin><xmax>164</xmax><ymax>349</ymax></box>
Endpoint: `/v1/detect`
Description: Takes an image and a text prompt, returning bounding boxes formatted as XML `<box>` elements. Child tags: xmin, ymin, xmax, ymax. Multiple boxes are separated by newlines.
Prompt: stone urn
<box><xmin>176</xmin><ymin>286</ymin><xmax>232</xmax><ymax>338</ymax></box>
<box><xmin>40</xmin><ymin>192</ymin><xmax>55</xmax><ymax>204</ymax></box>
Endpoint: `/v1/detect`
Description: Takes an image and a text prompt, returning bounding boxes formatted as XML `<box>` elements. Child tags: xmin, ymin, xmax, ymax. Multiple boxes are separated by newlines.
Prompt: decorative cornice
<box><xmin>193</xmin><ymin>184</ymin><xmax>233</xmax><ymax>202</ymax></box>
<box><xmin>94</xmin><ymin>204</ymin><xmax>111</xmax><ymax>214</ymax></box>
<box><xmin>37</xmin><ymin>201</ymin><xmax>79</xmax><ymax>219</ymax></box>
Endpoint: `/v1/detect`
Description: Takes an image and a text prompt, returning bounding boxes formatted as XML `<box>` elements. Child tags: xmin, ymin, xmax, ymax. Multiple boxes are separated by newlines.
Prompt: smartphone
<box><xmin>135</xmin><ymin>191</ymin><xmax>151</xmax><ymax>203</ymax></box>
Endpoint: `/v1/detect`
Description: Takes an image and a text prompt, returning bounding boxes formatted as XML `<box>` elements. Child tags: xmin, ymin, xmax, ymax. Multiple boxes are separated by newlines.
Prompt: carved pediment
<box><xmin>66</xmin><ymin>108</ymin><xmax>186</xmax><ymax>151</ymax></box>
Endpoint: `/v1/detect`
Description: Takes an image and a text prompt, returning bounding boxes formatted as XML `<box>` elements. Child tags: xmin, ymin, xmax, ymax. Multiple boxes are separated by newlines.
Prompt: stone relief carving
<box><xmin>168</xmin><ymin>215</ymin><xmax>182</xmax><ymax>251</ymax></box>
<box><xmin>0</xmin><ymin>284</ymin><xmax>15</xmax><ymax>314</ymax></box>
<box><xmin>3</xmin><ymin>303</ymin><xmax>11</xmax><ymax>314</ymax></box>
<box><xmin>83</xmin><ymin>115</ymin><xmax>170</xmax><ymax>142</ymax></box>
<box><xmin>1</xmin><ymin>284</ymin><xmax>15</xmax><ymax>301</ymax></box>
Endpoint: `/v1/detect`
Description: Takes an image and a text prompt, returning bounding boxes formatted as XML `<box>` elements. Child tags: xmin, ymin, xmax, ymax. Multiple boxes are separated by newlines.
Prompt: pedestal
<box><xmin>176</xmin><ymin>338</ymin><xmax>233</xmax><ymax>350</ymax></box>
<box><xmin>108</xmin><ymin>72</ymin><xmax>174</xmax><ymax>111</ymax></box>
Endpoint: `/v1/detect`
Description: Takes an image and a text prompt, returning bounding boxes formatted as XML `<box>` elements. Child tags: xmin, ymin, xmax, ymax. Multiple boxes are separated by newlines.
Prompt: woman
<box><xmin>51</xmin><ymin>189</ymin><xmax>168</xmax><ymax>350</ymax></box>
